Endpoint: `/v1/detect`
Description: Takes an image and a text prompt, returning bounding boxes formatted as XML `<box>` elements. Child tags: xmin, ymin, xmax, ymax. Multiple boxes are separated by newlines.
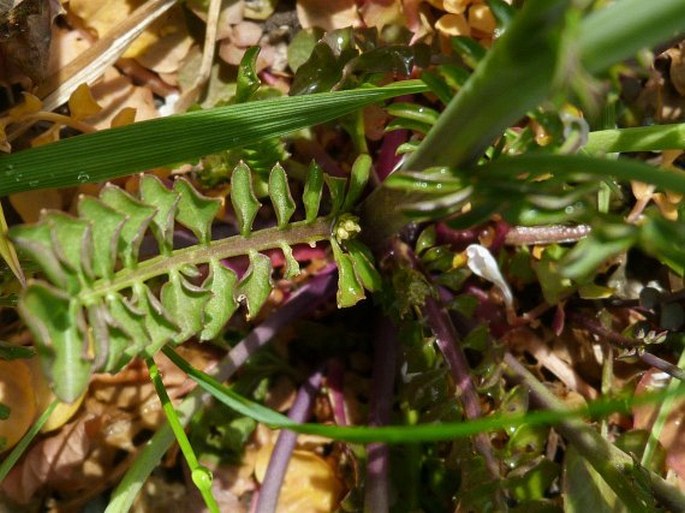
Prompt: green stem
<box><xmin>145</xmin><ymin>357</ymin><xmax>219</xmax><ymax>513</ymax></box>
<box><xmin>641</xmin><ymin>345</ymin><xmax>685</xmax><ymax>468</ymax></box>
<box><xmin>0</xmin><ymin>399</ymin><xmax>58</xmax><ymax>482</ymax></box>
<box><xmin>81</xmin><ymin>217</ymin><xmax>331</xmax><ymax>301</ymax></box>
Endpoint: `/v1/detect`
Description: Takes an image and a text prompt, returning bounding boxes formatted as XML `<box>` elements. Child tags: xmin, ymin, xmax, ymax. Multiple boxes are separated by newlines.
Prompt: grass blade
<box><xmin>585</xmin><ymin>123</ymin><xmax>685</xmax><ymax>154</ymax></box>
<box><xmin>162</xmin><ymin>347</ymin><xmax>685</xmax><ymax>444</ymax></box>
<box><xmin>478</xmin><ymin>153</ymin><xmax>685</xmax><ymax>195</ymax></box>
<box><xmin>0</xmin><ymin>82</ymin><xmax>426</xmax><ymax>196</ymax></box>
<box><xmin>579</xmin><ymin>0</ymin><xmax>685</xmax><ymax>74</ymax></box>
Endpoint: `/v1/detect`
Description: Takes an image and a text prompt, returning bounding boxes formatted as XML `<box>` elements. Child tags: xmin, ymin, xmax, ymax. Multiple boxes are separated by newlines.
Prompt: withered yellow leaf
<box><xmin>255</xmin><ymin>443</ymin><xmax>343</xmax><ymax>513</ymax></box>
<box><xmin>8</xmin><ymin>92</ymin><xmax>43</xmax><ymax>121</ymax></box>
<box><xmin>0</xmin><ymin>359</ymin><xmax>36</xmax><ymax>449</ymax></box>
<box><xmin>68</xmin><ymin>83</ymin><xmax>103</xmax><ymax>120</ymax></box>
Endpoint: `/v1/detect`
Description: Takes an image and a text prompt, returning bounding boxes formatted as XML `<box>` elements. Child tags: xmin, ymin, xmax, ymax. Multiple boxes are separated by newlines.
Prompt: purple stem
<box><xmin>327</xmin><ymin>358</ymin><xmax>349</xmax><ymax>426</ymax></box>
<box><xmin>364</xmin><ymin>316</ymin><xmax>399</xmax><ymax>513</ymax></box>
<box><xmin>375</xmin><ymin>129</ymin><xmax>408</xmax><ymax>181</ymax></box>
<box><xmin>394</xmin><ymin>239</ymin><xmax>500</xmax><ymax>478</ymax></box>
<box><xmin>255</xmin><ymin>368</ymin><xmax>324</xmax><ymax>513</ymax></box>
<box><xmin>422</xmin><ymin>296</ymin><xmax>500</xmax><ymax>477</ymax></box>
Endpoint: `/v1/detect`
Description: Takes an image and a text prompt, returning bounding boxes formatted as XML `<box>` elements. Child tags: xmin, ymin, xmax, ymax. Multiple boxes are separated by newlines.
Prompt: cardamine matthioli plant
<box><xmin>4</xmin><ymin>0</ymin><xmax>685</xmax><ymax>511</ymax></box>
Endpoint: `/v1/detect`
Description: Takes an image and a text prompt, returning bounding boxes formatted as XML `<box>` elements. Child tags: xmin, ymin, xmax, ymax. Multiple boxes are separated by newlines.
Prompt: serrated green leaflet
<box><xmin>230</xmin><ymin>162</ymin><xmax>261</xmax><ymax>237</ymax></box>
<box><xmin>302</xmin><ymin>161</ymin><xmax>323</xmax><ymax>224</ymax></box>
<box><xmin>268</xmin><ymin>163</ymin><xmax>296</xmax><ymax>228</ymax></box>
<box><xmin>238</xmin><ymin>250</ymin><xmax>273</xmax><ymax>319</ymax></box>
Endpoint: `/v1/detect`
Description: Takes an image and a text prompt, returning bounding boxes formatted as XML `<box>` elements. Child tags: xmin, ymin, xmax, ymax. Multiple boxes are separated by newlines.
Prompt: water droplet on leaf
<box><xmin>77</xmin><ymin>172</ymin><xmax>90</xmax><ymax>183</ymax></box>
<box><xmin>191</xmin><ymin>466</ymin><xmax>213</xmax><ymax>489</ymax></box>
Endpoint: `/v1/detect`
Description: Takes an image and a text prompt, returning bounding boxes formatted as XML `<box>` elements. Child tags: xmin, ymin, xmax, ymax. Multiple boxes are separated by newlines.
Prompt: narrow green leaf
<box><xmin>584</xmin><ymin>123</ymin><xmax>685</xmax><ymax>155</ymax></box>
<box><xmin>230</xmin><ymin>162</ymin><xmax>262</xmax><ymax>237</ymax></box>
<box><xmin>302</xmin><ymin>160</ymin><xmax>324</xmax><ymax>223</ymax></box>
<box><xmin>331</xmin><ymin>239</ymin><xmax>365</xmax><ymax>308</ymax></box>
<box><xmin>20</xmin><ymin>283</ymin><xmax>91</xmax><ymax>403</ymax></box>
<box><xmin>268</xmin><ymin>163</ymin><xmax>296</xmax><ymax>228</ymax></box>
<box><xmin>163</xmin><ymin>347</ymin><xmax>685</xmax><ymax>444</ymax></box>
<box><xmin>173</xmin><ymin>178</ymin><xmax>221</xmax><ymax>244</ymax></box>
<box><xmin>238</xmin><ymin>250</ymin><xmax>272</xmax><ymax>319</ymax></box>
<box><xmin>342</xmin><ymin>154</ymin><xmax>371</xmax><ymax>211</ymax></box>
<box><xmin>200</xmin><ymin>259</ymin><xmax>238</xmax><ymax>341</ymax></box>
<box><xmin>160</xmin><ymin>268</ymin><xmax>211</xmax><ymax>342</ymax></box>
<box><xmin>0</xmin><ymin>82</ymin><xmax>427</xmax><ymax>195</ymax></box>
<box><xmin>78</xmin><ymin>196</ymin><xmax>127</xmax><ymax>279</ymax></box>
<box><xmin>579</xmin><ymin>0</ymin><xmax>685</xmax><ymax>74</ymax></box>
<box><xmin>139</xmin><ymin>174</ymin><xmax>179</xmax><ymax>254</ymax></box>
<box><xmin>486</xmin><ymin>0</ymin><xmax>515</xmax><ymax>28</ymax></box>
<box><xmin>100</xmin><ymin>185</ymin><xmax>156</xmax><ymax>268</ymax></box>
<box><xmin>235</xmin><ymin>46</ymin><xmax>261</xmax><ymax>103</ymax></box>
<box><xmin>385</xmin><ymin>102</ymin><xmax>440</xmax><ymax>126</ymax></box>
<box><xmin>479</xmin><ymin>154</ymin><xmax>685</xmax><ymax>196</ymax></box>
<box><xmin>345</xmin><ymin>239</ymin><xmax>382</xmax><ymax>292</ymax></box>
<box><xmin>451</xmin><ymin>36</ymin><xmax>486</xmax><ymax>68</ymax></box>
<box><xmin>401</xmin><ymin>0</ymin><xmax>570</xmax><ymax>170</ymax></box>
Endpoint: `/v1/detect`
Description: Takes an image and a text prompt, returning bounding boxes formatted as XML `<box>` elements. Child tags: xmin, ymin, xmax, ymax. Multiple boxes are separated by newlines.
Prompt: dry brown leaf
<box><xmin>69</xmin><ymin>0</ymin><xmax>192</xmax><ymax>74</ymax></box>
<box><xmin>0</xmin><ymin>358</ymin><xmax>36</xmax><ymax>450</ymax></box>
<box><xmin>9</xmin><ymin>187</ymin><xmax>62</xmax><ymax>223</ymax></box>
<box><xmin>254</xmin><ymin>443</ymin><xmax>343</xmax><ymax>513</ymax></box>
<box><xmin>187</xmin><ymin>0</ymin><xmax>245</xmax><ymax>41</ymax></box>
<box><xmin>358</xmin><ymin>0</ymin><xmax>405</xmax><ymax>30</ymax></box>
<box><xmin>296</xmin><ymin>0</ymin><xmax>361</xmax><ymax>32</ymax></box>
<box><xmin>2</xmin><ymin>415</ymin><xmax>96</xmax><ymax>503</ymax></box>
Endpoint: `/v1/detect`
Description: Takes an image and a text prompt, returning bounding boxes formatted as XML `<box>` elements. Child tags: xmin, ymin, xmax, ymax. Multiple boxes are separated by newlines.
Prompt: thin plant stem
<box><xmin>146</xmin><ymin>357</ymin><xmax>220</xmax><ymax>513</ymax></box>
<box><xmin>255</xmin><ymin>368</ymin><xmax>324</xmax><ymax>513</ymax></box>
<box><xmin>641</xmin><ymin>345</ymin><xmax>685</xmax><ymax>467</ymax></box>
<box><xmin>0</xmin><ymin>399</ymin><xmax>58</xmax><ymax>482</ymax></box>
<box><xmin>364</xmin><ymin>316</ymin><xmax>399</xmax><ymax>513</ymax></box>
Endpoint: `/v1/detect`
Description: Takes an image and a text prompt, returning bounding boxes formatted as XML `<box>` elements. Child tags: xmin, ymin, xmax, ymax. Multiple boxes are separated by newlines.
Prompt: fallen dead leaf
<box><xmin>296</xmin><ymin>0</ymin><xmax>361</xmax><ymax>32</ymax></box>
<box><xmin>254</xmin><ymin>442</ymin><xmax>343</xmax><ymax>513</ymax></box>
<box><xmin>0</xmin><ymin>358</ymin><xmax>36</xmax><ymax>450</ymax></box>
